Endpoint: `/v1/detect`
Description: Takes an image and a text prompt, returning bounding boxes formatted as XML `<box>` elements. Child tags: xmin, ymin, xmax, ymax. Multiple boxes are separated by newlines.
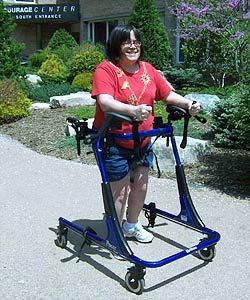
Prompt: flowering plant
<box><xmin>172</xmin><ymin>0</ymin><xmax>249</xmax><ymax>86</ymax></box>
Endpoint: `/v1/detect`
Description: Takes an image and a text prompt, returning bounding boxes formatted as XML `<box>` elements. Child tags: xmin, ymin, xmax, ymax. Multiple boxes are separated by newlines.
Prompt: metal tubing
<box><xmin>113</xmin><ymin>126</ymin><xmax>173</xmax><ymax>140</ymax></box>
<box><xmin>143</xmin><ymin>204</ymin><xmax>216</xmax><ymax>235</ymax></box>
<box><xmin>94</xmin><ymin>138</ymin><xmax>108</xmax><ymax>183</ymax></box>
<box><xmin>57</xmin><ymin>114</ymin><xmax>221</xmax><ymax>273</ymax></box>
<box><xmin>128</xmin><ymin>231</ymin><xmax>220</xmax><ymax>268</ymax></box>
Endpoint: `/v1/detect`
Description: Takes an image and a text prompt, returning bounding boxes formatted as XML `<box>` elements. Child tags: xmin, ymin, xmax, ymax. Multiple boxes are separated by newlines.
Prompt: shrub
<box><xmin>162</xmin><ymin>65</ymin><xmax>203</xmax><ymax>89</ymax></box>
<box><xmin>211</xmin><ymin>85</ymin><xmax>250</xmax><ymax>150</ymax></box>
<box><xmin>27</xmin><ymin>49</ymin><xmax>50</xmax><ymax>68</ymax></box>
<box><xmin>177</xmin><ymin>85</ymin><xmax>236</xmax><ymax>98</ymax></box>
<box><xmin>52</xmin><ymin>45</ymin><xmax>74</xmax><ymax>67</ymax></box>
<box><xmin>0</xmin><ymin>79</ymin><xmax>31</xmax><ymax>124</ymax></box>
<box><xmin>47</xmin><ymin>28</ymin><xmax>78</xmax><ymax>51</ymax></box>
<box><xmin>241</xmin><ymin>24</ymin><xmax>250</xmax><ymax>84</ymax></box>
<box><xmin>76</xmin><ymin>40</ymin><xmax>104</xmax><ymax>54</ymax></box>
<box><xmin>0</xmin><ymin>2</ymin><xmax>25</xmax><ymax>79</ymax></box>
<box><xmin>72</xmin><ymin>72</ymin><xmax>93</xmax><ymax>92</ymax></box>
<box><xmin>38</xmin><ymin>54</ymin><xmax>68</xmax><ymax>84</ymax></box>
<box><xmin>70</xmin><ymin>51</ymin><xmax>105</xmax><ymax>77</ymax></box>
<box><xmin>29</xmin><ymin>83</ymin><xmax>81</xmax><ymax>102</ymax></box>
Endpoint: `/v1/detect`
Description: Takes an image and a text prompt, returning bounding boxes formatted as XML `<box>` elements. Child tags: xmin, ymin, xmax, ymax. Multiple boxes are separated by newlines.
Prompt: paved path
<box><xmin>0</xmin><ymin>134</ymin><xmax>249</xmax><ymax>300</ymax></box>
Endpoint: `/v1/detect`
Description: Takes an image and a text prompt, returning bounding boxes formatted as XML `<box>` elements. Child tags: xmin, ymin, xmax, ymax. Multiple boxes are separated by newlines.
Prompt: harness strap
<box><xmin>104</xmin><ymin>120</ymin><xmax>162</xmax><ymax>181</ymax></box>
<box><xmin>130</xmin><ymin>122</ymin><xmax>145</xmax><ymax>182</ymax></box>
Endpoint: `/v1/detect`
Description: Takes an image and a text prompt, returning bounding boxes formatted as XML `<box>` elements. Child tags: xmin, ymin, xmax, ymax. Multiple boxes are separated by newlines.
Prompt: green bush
<box><xmin>162</xmin><ymin>65</ymin><xmax>203</xmax><ymax>89</ymax></box>
<box><xmin>47</xmin><ymin>28</ymin><xmax>78</xmax><ymax>51</ymax></box>
<box><xmin>76</xmin><ymin>40</ymin><xmax>104</xmax><ymax>54</ymax></box>
<box><xmin>241</xmin><ymin>24</ymin><xmax>250</xmax><ymax>84</ymax></box>
<box><xmin>177</xmin><ymin>85</ymin><xmax>236</xmax><ymax>98</ymax></box>
<box><xmin>211</xmin><ymin>85</ymin><xmax>250</xmax><ymax>150</ymax></box>
<box><xmin>0</xmin><ymin>79</ymin><xmax>31</xmax><ymax>124</ymax></box>
<box><xmin>27</xmin><ymin>49</ymin><xmax>50</xmax><ymax>68</ymax></box>
<box><xmin>70</xmin><ymin>51</ymin><xmax>105</xmax><ymax>78</ymax></box>
<box><xmin>29</xmin><ymin>83</ymin><xmax>81</xmax><ymax>102</ymax></box>
<box><xmin>0</xmin><ymin>2</ymin><xmax>25</xmax><ymax>79</ymax></box>
<box><xmin>52</xmin><ymin>45</ymin><xmax>74</xmax><ymax>67</ymax></box>
<box><xmin>38</xmin><ymin>54</ymin><xmax>68</xmax><ymax>84</ymax></box>
<box><xmin>72</xmin><ymin>72</ymin><xmax>93</xmax><ymax>92</ymax></box>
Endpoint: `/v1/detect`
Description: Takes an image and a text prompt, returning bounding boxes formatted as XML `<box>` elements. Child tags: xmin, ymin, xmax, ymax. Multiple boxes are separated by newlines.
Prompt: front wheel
<box><xmin>125</xmin><ymin>271</ymin><xmax>145</xmax><ymax>295</ymax></box>
<box><xmin>55</xmin><ymin>226</ymin><xmax>68</xmax><ymax>248</ymax></box>
<box><xmin>197</xmin><ymin>245</ymin><xmax>216</xmax><ymax>261</ymax></box>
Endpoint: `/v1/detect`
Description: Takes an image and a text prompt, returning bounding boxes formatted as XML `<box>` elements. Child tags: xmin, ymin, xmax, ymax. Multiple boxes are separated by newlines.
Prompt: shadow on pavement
<box><xmin>186</xmin><ymin>148</ymin><xmax>250</xmax><ymax>199</ymax></box>
<box><xmin>49</xmin><ymin>217</ymin><xmax>210</xmax><ymax>293</ymax></box>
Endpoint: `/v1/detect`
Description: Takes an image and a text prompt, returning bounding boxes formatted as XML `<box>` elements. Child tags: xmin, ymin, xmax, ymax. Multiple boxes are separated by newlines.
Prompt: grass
<box><xmin>68</xmin><ymin>105</ymin><xmax>96</xmax><ymax>119</ymax></box>
<box><xmin>56</xmin><ymin>135</ymin><xmax>76</xmax><ymax>149</ymax></box>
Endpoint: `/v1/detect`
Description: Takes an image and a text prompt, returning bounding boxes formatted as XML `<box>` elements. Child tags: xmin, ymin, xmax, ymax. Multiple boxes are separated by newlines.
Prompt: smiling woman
<box><xmin>90</xmin><ymin>24</ymin><xmax>201</xmax><ymax>243</ymax></box>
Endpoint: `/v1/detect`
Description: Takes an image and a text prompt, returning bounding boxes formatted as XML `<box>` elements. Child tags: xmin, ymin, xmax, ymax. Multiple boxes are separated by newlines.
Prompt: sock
<box><xmin>124</xmin><ymin>221</ymin><xmax>137</xmax><ymax>230</ymax></box>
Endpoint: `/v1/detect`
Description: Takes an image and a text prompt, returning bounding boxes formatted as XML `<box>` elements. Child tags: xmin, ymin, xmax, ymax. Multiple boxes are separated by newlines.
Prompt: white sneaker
<box><xmin>123</xmin><ymin>221</ymin><xmax>154</xmax><ymax>243</ymax></box>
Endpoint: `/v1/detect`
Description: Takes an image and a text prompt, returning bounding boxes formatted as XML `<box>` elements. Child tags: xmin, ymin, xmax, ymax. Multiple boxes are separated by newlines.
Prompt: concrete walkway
<box><xmin>0</xmin><ymin>134</ymin><xmax>249</xmax><ymax>300</ymax></box>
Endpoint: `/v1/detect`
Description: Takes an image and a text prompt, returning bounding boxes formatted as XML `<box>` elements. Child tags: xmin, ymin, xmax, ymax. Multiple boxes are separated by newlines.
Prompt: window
<box><xmin>88</xmin><ymin>20</ymin><xmax>119</xmax><ymax>45</ymax></box>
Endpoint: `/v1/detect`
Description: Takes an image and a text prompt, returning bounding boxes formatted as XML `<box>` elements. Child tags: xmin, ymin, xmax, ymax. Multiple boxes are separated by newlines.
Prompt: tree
<box><xmin>128</xmin><ymin>0</ymin><xmax>173</xmax><ymax>69</ymax></box>
<box><xmin>0</xmin><ymin>2</ymin><xmax>24</xmax><ymax>79</ymax></box>
<box><xmin>173</xmin><ymin>0</ymin><xmax>250</xmax><ymax>86</ymax></box>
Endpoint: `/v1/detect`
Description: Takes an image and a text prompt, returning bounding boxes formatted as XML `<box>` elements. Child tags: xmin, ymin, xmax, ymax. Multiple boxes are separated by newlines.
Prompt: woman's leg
<box><xmin>110</xmin><ymin>174</ymin><xmax>130</xmax><ymax>223</ymax></box>
<box><xmin>123</xmin><ymin>166</ymin><xmax>153</xmax><ymax>243</ymax></box>
<box><xmin>126</xmin><ymin>166</ymin><xmax>149</xmax><ymax>223</ymax></box>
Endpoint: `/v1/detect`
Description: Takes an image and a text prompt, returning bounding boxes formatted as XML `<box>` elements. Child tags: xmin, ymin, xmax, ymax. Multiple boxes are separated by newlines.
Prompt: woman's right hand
<box><xmin>133</xmin><ymin>104</ymin><xmax>152</xmax><ymax>121</ymax></box>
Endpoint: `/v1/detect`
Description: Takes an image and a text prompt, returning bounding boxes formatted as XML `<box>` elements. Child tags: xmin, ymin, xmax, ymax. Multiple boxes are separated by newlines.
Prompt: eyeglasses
<box><xmin>122</xmin><ymin>40</ymin><xmax>141</xmax><ymax>47</ymax></box>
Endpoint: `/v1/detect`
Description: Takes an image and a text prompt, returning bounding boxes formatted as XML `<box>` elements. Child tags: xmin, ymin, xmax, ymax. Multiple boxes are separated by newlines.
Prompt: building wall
<box><xmin>12</xmin><ymin>23</ymin><xmax>37</xmax><ymax>55</ymax></box>
<box><xmin>80</xmin><ymin>0</ymin><xmax>168</xmax><ymax>20</ymax></box>
<box><xmin>4</xmin><ymin>0</ymin><xmax>178</xmax><ymax>59</ymax></box>
<box><xmin>79</xmin><ymin>0</ymin><xmax>177</xmax><ymax>57</ymax></box>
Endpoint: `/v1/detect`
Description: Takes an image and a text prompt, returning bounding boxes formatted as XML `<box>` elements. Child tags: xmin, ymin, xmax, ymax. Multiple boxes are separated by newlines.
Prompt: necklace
<box><xmin>110</xmin><ymin>61</ymin><xmax>151</xmax><ymax>106</ymax></box>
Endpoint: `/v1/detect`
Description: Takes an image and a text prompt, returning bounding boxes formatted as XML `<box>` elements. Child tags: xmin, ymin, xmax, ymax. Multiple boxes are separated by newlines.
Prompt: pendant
<box><xmin>141</xmin><ymin>73</ymin><xmax>151</xmax><ymax>85</ymax></box>
<box><xmin>129</xmin><ymin>94</ymin><xmax>136</xmax><ymax>105</ymax></box>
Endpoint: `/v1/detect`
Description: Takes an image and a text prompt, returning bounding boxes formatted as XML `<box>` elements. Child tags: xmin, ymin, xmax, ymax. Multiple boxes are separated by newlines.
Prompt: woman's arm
<box><xmin>97</xmin><ymin>94</ymin><xmax>152</xmax><ymax>121</ymax></box>
<box><xmin>163</xmin><ymin>91</ymin><xmax>200</xmax><ymax>115</ymax></box>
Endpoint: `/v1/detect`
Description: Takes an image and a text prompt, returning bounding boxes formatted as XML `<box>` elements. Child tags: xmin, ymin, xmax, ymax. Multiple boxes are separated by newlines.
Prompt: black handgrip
<box><xmin>190</xmin><ymin>101</ymin><xmax>207</xmax><ymax>124</ymax></box>
<box><xmin>66</xmin><ymin>116</ymin><xmax>79</xmax><ymax>124</ymax></box>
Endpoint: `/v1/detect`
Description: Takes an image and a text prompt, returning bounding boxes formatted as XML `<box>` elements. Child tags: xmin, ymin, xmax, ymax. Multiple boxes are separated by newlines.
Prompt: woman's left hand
<box><xmin>188</xmin><ymin>101</ymin><xmax>201</xmax><ymax>116</ymax></box>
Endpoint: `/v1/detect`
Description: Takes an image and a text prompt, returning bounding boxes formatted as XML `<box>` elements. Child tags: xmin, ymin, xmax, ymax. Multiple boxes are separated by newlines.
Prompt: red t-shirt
<box><xmin>91</xmin><ymin>60</ymin><xmax>171</xmax><ymax>149</ymax></box>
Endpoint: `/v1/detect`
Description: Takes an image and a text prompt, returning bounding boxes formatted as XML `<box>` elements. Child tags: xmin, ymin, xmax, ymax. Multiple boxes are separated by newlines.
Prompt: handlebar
<box><xmin>66</xmin><ymin>105</ymin><xmax>207</xmax><ymax>155</ymax></box>
<box><xmin>66</xmin><ymin>117</ymin><xmax>92</xmax><ymax>155</ymax></box>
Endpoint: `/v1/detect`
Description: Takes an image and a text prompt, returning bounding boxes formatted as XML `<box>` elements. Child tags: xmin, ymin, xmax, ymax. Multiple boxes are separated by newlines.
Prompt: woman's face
<box><xmin>119</xmin><ymin>31</ymin><xmax>141</xmax><ymax>66</ymax></box>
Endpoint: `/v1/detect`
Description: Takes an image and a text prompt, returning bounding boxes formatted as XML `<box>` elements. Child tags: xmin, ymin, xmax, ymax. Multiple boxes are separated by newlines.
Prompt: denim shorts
<box><xmin>103</xmin><ymin>142</ymin><xmax>154</xmax><ymax>182</ymax></box>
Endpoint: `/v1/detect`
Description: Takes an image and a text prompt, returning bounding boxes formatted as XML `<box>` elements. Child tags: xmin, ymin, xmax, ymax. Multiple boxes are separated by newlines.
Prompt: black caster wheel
<box><xmin>125</xmin><ymin>271</ymin><xmax>145</xmax><ymax>295</ymax></box>
<box><xmin>197</xmin><ymin>245</ymin><xmax>216</xmax><ymax>261</ymax></box>
<box><xmin>55</xmin><ymin>226</ymin><xmax>68</xmax><ymax>248</ymax></box>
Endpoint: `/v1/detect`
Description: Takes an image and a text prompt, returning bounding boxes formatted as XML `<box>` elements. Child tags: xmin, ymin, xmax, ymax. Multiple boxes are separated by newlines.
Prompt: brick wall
<box><xmin>80</xmin><ymin>0</ymin><xmax>170</xmax><ymax>20</ymax></box>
